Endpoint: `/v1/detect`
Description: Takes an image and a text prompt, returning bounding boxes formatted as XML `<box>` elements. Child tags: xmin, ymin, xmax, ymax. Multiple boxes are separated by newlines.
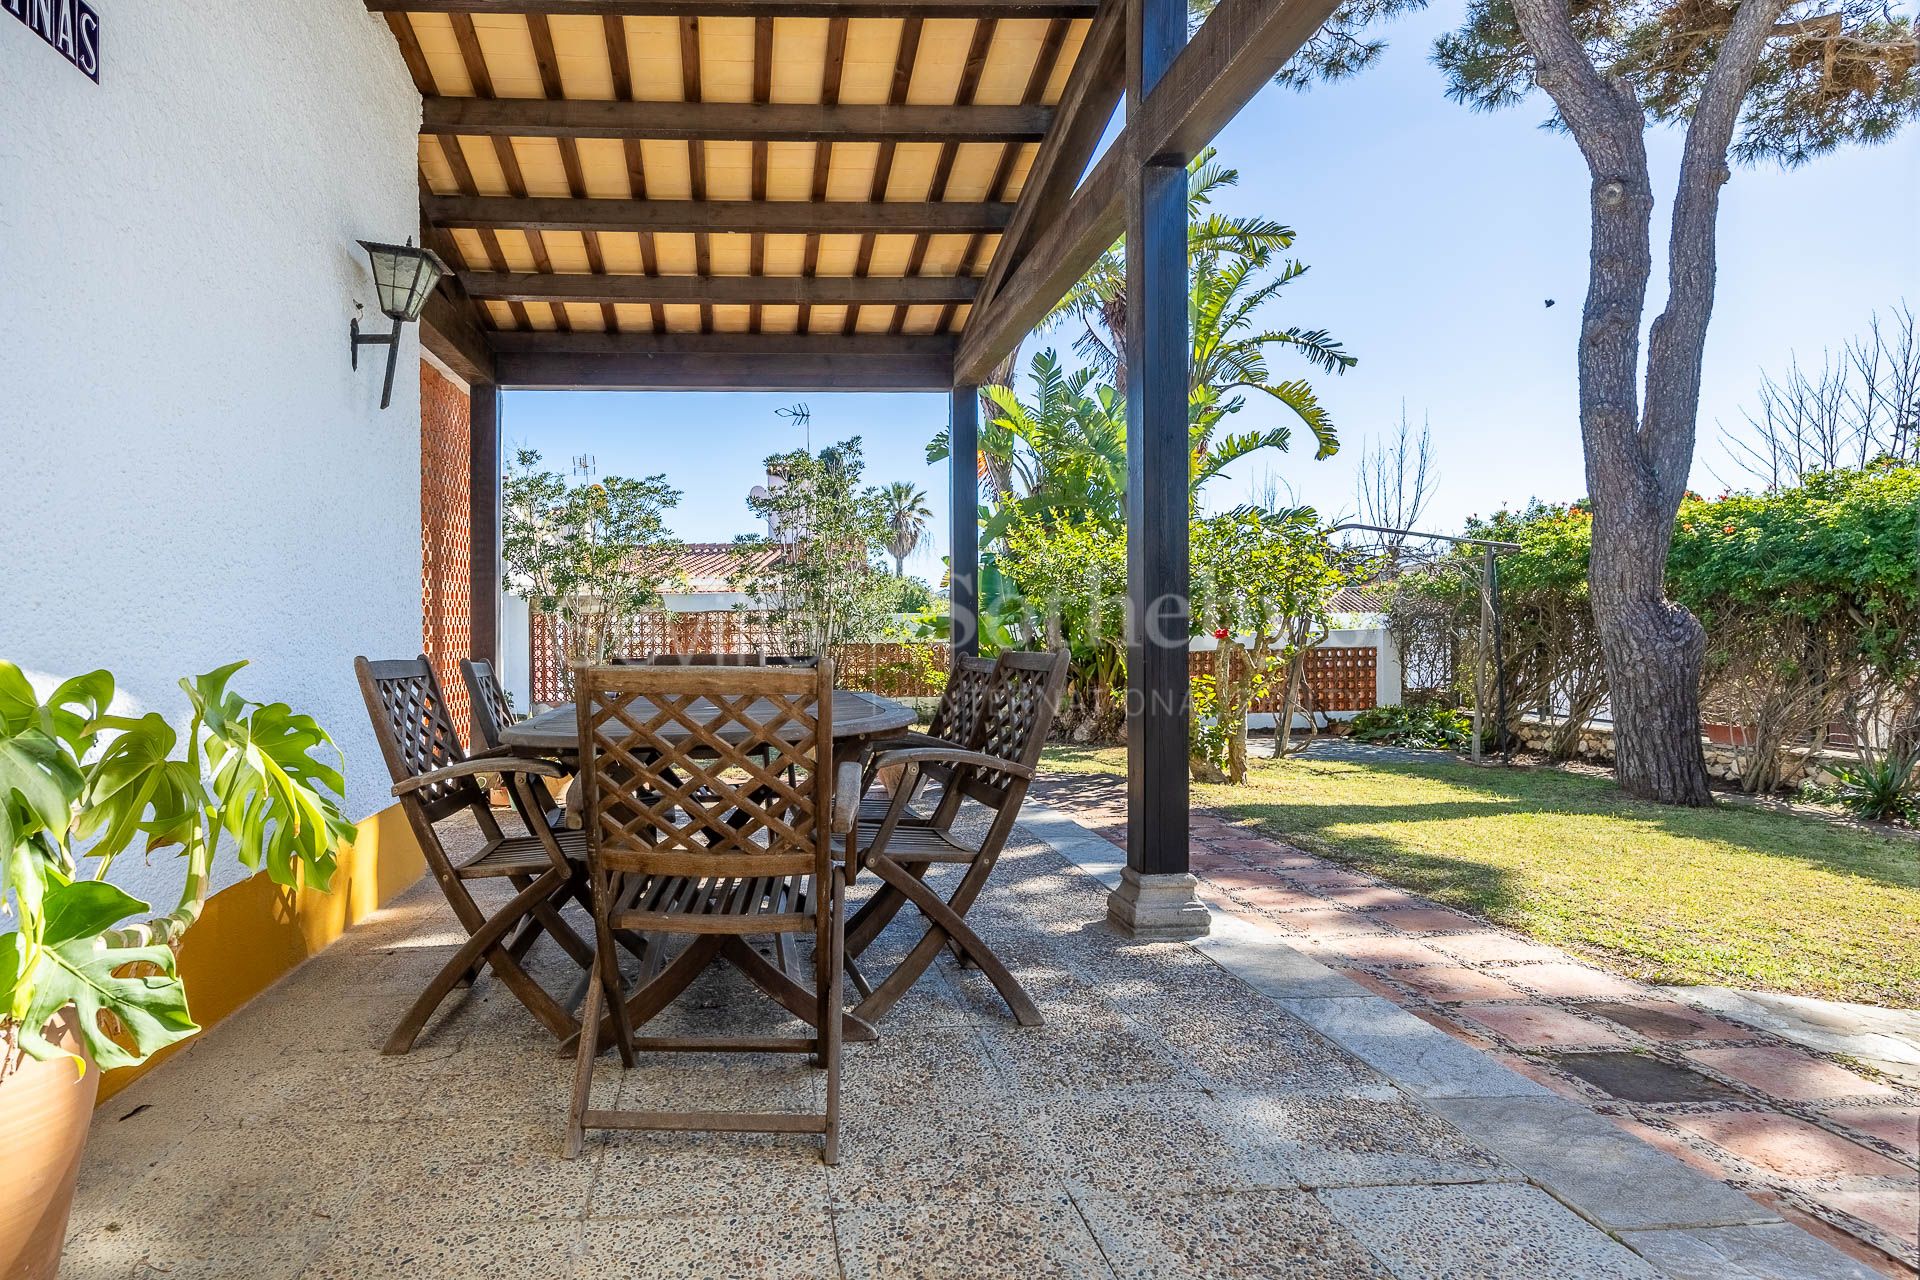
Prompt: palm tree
<box><xmin>879</xmin><ymin>481</ymin><xmax>932</xmax><ymax>575</ymax></box>
<box><xmin>1050</xmin><ymin>148</ymin><xmax>1303</xmax><ymax>388</ymax></box>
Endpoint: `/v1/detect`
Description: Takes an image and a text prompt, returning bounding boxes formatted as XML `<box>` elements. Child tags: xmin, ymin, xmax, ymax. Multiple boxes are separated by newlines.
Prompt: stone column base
<box><xmin>1106</xmin><ymin>867</ymin><xmax>1210</xmax><ymax>939</ymax></box>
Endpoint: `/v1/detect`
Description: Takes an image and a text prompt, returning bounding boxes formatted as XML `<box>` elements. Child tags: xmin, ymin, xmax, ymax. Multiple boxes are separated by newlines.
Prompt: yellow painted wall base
<box><xmin>95</xmin><ymin>804</ymin><xmax>427</xmax><ymax>1104</ymax></box>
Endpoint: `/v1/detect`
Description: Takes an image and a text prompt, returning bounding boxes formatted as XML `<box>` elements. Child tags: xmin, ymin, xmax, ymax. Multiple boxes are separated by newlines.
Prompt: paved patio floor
<box><xmin>65</xmin><ymin>812</ymin><xmax>1877</xmax><ymax>1279</ymax></box>
<box><xmin>1031</xmin><ymin>765</ymin><xmax>1920</xmax><ymax>1277</ymax></box>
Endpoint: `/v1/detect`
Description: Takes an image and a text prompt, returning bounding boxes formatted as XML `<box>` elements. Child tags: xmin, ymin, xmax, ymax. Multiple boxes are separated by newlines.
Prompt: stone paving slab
<box><xmin>1620</xmin><ymin>1224</ymin><xmax>1888</xmax><ymax>1280</ymax></box>
<box><xmin>1027</xmin><ymin>771</ymin><xmax>1920</xmax><ymax>1276</ymax></box>
<box><xmin>1319</xmin><ymin>1183</ymin><xmax>1662</xmax><ymax>1280</ymax></box>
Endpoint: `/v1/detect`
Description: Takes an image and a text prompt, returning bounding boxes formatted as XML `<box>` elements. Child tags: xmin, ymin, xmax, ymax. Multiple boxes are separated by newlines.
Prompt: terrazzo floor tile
<box><xmin>575</xmin><ymin>1214</ymin><xmax>840</xmax><ymax>1279</ymax></box>
<box><xmin>71</xmin><ymin>816</ymin><xmax>1871</xmax><ymax>1280</ymax></box>
<box><xmin>827</xmin><ymin>1106</ymin><xmax>1066</xmax><ymax>1207</ymax></box>
<box><xmin>1232</xmin><ymin>1093</ymin><xmax>1511</xmax><ymax>1187</ymax></box>
<box><xmin>298</xmin><ymin>1218</ymin><xmax>585</xmax><ymax>1280</ymax></box>
<box><xmin>1022</xmin><ymin>1091</ymin><xmax>1273</xmax><ymax>1198</ymax></box>
<box><xmin>834</xmin><ymin>1195</ymin><xmax>1117</xmax><ymax>1280</ymax></box>
<box><xmin>61</xmin><ymin>1219</ymin><xmax>335</xmax><ymax>1280</ymax></box>
<box><xmin>981</xmin><ymin>1019</ymin><xmax>1188</xmax><ymax>1094</ymax></box>
<box><xmin>587</xmin><ymin>1132</ymin><xmax>834</xmax><ymax>1220</ymax></box>
<box><xmin>1076</xmin><ymin>1189</ymin><xmax>1394</xmax><ymax>1280</ymax></box>
<box><xmin>1318</xmin><ymin>1183</ymin><xmax>1664</xmax><ymax>1279</ymax></box>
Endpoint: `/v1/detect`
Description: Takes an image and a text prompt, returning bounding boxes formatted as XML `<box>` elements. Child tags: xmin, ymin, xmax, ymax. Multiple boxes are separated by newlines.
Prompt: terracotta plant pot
<box><xmin>1</xmin><ymin>1013</ymin><xmax>98</xmax><ymax>1280</ymax></box>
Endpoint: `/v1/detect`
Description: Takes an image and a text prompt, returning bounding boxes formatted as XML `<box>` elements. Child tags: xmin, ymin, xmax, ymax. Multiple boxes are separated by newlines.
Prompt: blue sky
<box><xmin>502</xmin><ymin>3</ymin><xmax>1918</xmax><ymax>580</ymax></box>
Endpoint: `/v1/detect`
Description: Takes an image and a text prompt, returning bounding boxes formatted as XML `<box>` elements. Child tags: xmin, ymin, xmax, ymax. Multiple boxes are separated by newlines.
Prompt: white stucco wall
<box><xmin>0</xmin><ymin>2</ymin><xmax>423</xmax><ymax>909</ymax></box>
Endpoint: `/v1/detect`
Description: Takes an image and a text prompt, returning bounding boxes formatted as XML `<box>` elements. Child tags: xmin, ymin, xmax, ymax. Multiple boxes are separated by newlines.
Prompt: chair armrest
<box><xmin>866</xmin><ymin>746</ymin><xmax>1033</xmax><ymax>781</ymax></box>
<box><xmin>391</xmin><ymin>757</ymin><xmax>565</xmax><ymax>798</ymax></box>
<box><xmin>831</xmin><ymin>760</ymin><xmax>864</xmax><ymax>835</ymax></box>
<box><xmin>862</xmin><ymin>729</ymin><xmax>955</xmax><ymax>755</ymax></box>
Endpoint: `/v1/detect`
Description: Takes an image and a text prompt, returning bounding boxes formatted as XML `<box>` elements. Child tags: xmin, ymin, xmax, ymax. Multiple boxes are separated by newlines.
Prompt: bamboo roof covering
<box><xmin>373</xmin><ymin>2</ymin><xmax>1100</xmax><ymax>351</ymax></box>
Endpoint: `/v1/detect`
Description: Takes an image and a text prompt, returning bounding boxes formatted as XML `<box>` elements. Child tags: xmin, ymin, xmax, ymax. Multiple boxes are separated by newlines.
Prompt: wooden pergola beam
<box><xmin>488</xmin><ymin>330</ymin><xmax>957</xmax><ymax>358</ymax></box>
<box><xmin>427</xmin><ymin>194</ymin><xmax>1013</xmax><ymax>235</ymax></box>
<box><xmin>955</xmin><ymin>143</ymin><xmax>1124</xmax><ymax>384</ymax></box>
<box><xmin>420</xmin><ymin>285</ymin><xmax>495</xmax><ymax>385</ymax></box>
<box><xmin>371</xmin><ymin>0</ymin><xmax>1094</xmax><ymax>15</ymax></box>
<box><xmin>495</xmin><ymin>349</ymin><xmax>956</xmax><ymax>390</ymax></box>
<box><xmin>967</xmin><ymin>0</ymin><xmax>1123</xmax><ymax>317</ymax></box>
<box><xmin>419</xmin><ymin>97</ymin><xmax>1054</xmax><ymax>143</ymax></box>
<box><xmin>955</xmin><ymin>0</ymin><xmax>1344</xmax><ymax>383</ymax></box>
<box><xmin>460</xmin><ymin>270</ymin><xmax>978</xmax><ymax>305</ymax></box>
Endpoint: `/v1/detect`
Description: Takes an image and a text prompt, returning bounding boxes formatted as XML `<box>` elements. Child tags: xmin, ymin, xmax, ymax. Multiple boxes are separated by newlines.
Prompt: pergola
<box><xmin>375</xmin><ymin>0</ymin><xmax>1338</xmax><ymax>933</ymax></box>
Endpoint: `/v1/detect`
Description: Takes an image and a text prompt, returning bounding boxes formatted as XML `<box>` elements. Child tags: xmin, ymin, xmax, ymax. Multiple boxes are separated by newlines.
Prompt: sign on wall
<box><xmin>4</xmin><ymin>0</ymin><xmax>100</xmax><ymax>82</ymax></box>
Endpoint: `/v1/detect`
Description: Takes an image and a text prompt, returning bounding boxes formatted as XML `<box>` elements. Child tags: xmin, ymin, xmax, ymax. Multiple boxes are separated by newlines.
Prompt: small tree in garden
<box><xmin>1189</xmin><ymin>507</ymin><xmax>1349</xmax><ymax>783</ymax></box>
<box><xmin>999</xmin><ymin>512</ymin><xmax>1130</xmax><ymax>738</ymax></box>
<box><xmin>1721</xmin><ymin>304</ymin><xmax>1919</xmax><ymax>488</ymax></box>
<box><xmin>502</xmin><ymin>448</ymin><xmax>684</xmax><ymax>681</ymax></box>
<box><xmin>734</xmin><ymin>439</ymin><xmax>899</xmax><ymax>660</ymax></box>
<box><xmin>1284</xmin><ymin>0</ymin><xmax>1918</xmax><ymax>804</ymax></box>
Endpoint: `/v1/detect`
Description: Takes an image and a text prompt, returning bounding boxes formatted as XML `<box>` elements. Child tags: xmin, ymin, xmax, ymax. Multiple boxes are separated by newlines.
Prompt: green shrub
<box><xmin>1348</xmin><ymin>703</ymin><xmax>1473</xmax><ymax>751</ymax></box>
<box><xmin>1803</xmin><ymin>750</ymin><xmax>1919</xmax><ymax>823</ymax></box>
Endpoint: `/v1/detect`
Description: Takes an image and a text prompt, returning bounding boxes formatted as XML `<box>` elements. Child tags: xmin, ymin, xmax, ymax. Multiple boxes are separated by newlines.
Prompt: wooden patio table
<box><xmin>502</xmin><ymin>687</ymin><xmax>913</xmax><ymax>1046</ymax></box>
<box><xmin>500</xmin><ymin>688</ymin><xmax>917</xmax><ymax>827</ymax></box>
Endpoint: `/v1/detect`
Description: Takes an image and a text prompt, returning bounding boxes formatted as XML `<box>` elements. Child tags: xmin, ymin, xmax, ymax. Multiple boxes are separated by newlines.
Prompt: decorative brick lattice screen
<box><xmin>419</xmin><ymin>362</ymin><xmax>473</xmax><ymax>743</ymax></box>
<box><xmin>1188</xmin><ymin>646</ymin><xmax>1378</xmax><ymax>714</ymax></box>
<box><xmin>1300</xmin><ymin>646</ymin><xmax>1377</xmax><ymax>711</ymax></box>
<box><xmin>529</xmin><ymin>611</ymin><xmax>950</xmax><ymax>704</ymax></box>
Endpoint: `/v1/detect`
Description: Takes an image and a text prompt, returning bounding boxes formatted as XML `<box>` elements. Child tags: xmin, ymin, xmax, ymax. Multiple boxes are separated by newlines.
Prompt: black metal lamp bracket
<box><xmin>350</xmin><ymin>316</ymin><xmax>405</xmax><ymax>409</ymax></box>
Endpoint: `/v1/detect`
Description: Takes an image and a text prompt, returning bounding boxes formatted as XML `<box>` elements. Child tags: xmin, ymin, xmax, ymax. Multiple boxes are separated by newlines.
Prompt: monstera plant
<box><xmin>0</xmin><ymin>660</ymin><xmax>355</xmax><ymax>1277</ymax></box>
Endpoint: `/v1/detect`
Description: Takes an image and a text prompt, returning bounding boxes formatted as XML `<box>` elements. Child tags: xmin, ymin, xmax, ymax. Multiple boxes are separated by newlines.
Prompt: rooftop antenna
<box><xmin>776</xmin><ymin>402</ymin><xmax>812</xmax><ymax>452</ymax></box>
<box><xmin>571</xmin><ymin>453</ymin><xmax>597</xmax><ymax>480</ymax></box>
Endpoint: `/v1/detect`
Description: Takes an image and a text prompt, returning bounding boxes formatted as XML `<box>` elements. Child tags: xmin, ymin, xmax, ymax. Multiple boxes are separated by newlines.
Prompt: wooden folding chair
<box><xmin>855</xmin><ymin>654</ymin><xmax>997</xmax><ymax>825</ymax></box>
<box><xmin>461</xmin><ymin>657</ymin><xmax>568</xmax><ymax>835</ymax></box>
<box><xmin>355</xmin><ymin>656</ymin><xmax>593</xmax><ymax>1054</ymax></box>
<box><xmin>845</xmin><ymin>650</ymin><xmax>1068</xmax><ymax>1027</ymax></box>
<box><xmin>563</xmin><ymin>661</ymin><xmax>858</xmax><ymax>1165</ymax></box>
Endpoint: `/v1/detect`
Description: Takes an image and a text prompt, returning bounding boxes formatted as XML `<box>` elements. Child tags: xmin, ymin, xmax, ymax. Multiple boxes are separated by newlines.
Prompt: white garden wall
<box><xmin>0</xmin><ymin>2</ymin><xmax>422</xmax><ymax>909</ymax></box>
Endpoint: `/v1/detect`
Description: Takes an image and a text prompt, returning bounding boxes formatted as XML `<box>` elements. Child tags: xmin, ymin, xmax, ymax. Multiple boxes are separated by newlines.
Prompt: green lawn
<box><xmin>1042</xmin><ymin>745</ymin><xmax>1920</xmax><ymax>1008</ymax></box>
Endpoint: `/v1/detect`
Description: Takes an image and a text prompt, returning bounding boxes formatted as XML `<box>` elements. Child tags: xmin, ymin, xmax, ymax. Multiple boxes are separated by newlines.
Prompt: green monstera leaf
<box><xmin>0</xmin><ymin>878</ymin><xmax>197</xmax><ymax>1069</ymax></box>
<box><xmin>186</xmin><ymin>663</ymin><xmax>354</xmax><ymax>892</ymax></box>
<box><xmin>73</xmin><ymin>712</ymin><xmax>204</xmax><ymax>864</ymax></box>
<box><xmin>0</xmin><ymin>663</ymin><xmax>114</xmax><ymax>919</ymax></box>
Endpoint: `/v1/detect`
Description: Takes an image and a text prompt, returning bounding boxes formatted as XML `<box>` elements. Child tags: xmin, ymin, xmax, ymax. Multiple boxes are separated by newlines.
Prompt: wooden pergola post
<box><xmin>949</xmin><ymin>384</ymin><xmax>981</xmax><ymax>660</ymax></box>
<box><xmin>1105</xmin><ymin>0</ymin><xmax>1208</xmax><ymax>938</ymax></box>
<box><xmin>469</xmin><ymin>381</ymin><xmax>501</xmax><ymax>668</ymax></box>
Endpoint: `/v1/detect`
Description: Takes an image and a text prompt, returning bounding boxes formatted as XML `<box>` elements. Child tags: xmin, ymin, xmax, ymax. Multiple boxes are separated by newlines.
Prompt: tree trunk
<box><xmin>1508</xmin><ymin>0</ymin><xmax>1784</xmax><ymax>807</ymax></box>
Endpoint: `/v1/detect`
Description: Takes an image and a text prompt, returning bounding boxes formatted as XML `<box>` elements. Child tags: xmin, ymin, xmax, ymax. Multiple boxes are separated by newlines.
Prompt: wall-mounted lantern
<box><xmin>350</xmin><ymin>238</ymin><xmax>449</xmax><ymax>408</ymax></box>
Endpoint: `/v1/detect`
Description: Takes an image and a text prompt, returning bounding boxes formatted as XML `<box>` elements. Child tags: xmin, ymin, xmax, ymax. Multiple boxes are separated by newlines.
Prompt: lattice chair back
<box><xmin>355</xmin><ymin>656</ymin><xmax>484</xmax><ymax>822</ymax></box>
<box><xmin>460</xmin><ymin>658</ymin><xmax>515</xmax><ymax>751</ymax></box>
<box><xmin>575</xmin><ymin>662</ymin><xmax>834</xmax><ymax>881</ymax></box>
<box><xmin>962</xmin><ymin>650</ymin><xmax>1069</xmax><ymax>810</ymax></box>
<box><xmin>927</xmin><ymin>656</ymin><xmax>997</xmax><ymax>750</ymax></box>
